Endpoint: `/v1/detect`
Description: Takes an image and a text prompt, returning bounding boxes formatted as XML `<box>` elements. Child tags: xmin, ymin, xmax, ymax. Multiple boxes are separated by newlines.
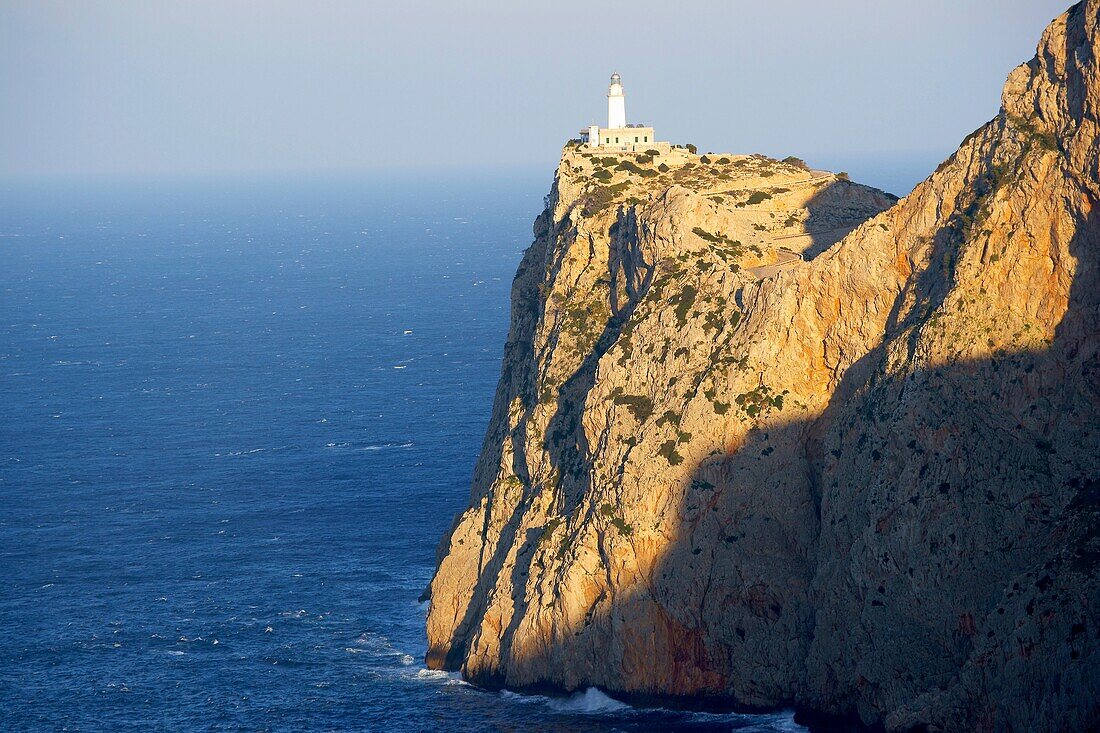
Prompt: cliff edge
<box><xmin>425</xmin><ymin>4</ymin><xmax>1100</xmax><ymax>730</ymax></box>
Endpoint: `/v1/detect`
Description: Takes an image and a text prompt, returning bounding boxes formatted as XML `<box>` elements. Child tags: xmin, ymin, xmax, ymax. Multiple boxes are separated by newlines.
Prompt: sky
<box><xmin>0</xmin><ymin>0</ymin><xmax>1074</xmax><ymax>191</ymax></box>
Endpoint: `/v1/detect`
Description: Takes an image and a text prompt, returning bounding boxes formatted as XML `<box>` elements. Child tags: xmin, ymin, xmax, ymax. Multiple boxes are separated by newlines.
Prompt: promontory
<box><xmin>424</xmin><ymin>3</ymin><xmax>1100</xmax><ymax>730</ymax></box>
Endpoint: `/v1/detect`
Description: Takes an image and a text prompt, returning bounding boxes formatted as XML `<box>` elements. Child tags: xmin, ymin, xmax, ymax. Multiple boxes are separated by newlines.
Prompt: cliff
<box><xmin>424</xmin><ymin>3</ymin><xmax>1100</xmax><ymax>730</ymax></box>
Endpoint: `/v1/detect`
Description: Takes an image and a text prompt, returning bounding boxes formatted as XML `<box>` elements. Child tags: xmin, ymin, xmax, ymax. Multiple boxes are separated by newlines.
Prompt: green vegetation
<box><xmin>700</xmin><ymin>155</ymin><xmax>712</xmax><ymax>164</ymax></box>
<box><xmin>691</xmin><ymin>478</ymin><xmax>715</xmax><ymax>492</ymax></box>
<box><xmin>658</xmin><ymin>163</ymin><xmax>670</xmax><ymax>173</ymax></box>
<box><xmin>702</xmin><ymin>307</ymin><xmax>727</xmax><ymax>334</ymax></box>
<box><xmin>616</xmin><ymin>160</ymin><xmax>659</xmax><ymax>178</ymax></box>
<box><xmin>685</xmin><ymin>143</ymin><xmax>698</xmax><ymax>154</ymax></box>
<box><xmin>610</xmin><ymin>517</ymin><xmax>633</xmax><ymax>536</ymax></box>
<box><xmin>539</xmin><ymin>517</ymin><xmax>563</xmax><ymax>546</ymax></box>
<box><xmin>716</xmin><ymin>157</ymin><xmax>731</xmax><ymax>164</ymax></box>
<box><xmin>735</xmin><ymin>384</ymin><xmax>788</xmax><ymax>419</ymax></box>
<box><xmin>558</xmin><ymin>294</ymin><xmax>611</xmax><ymax>353</ymax></box>
<box><xmin>656</xmin><ymin>410</ymin><xmax>681</xmax><ymax>428</ymax></box>
<box><xmin>581</xmin><ymin>181</ymin><xmax>629</xmax><ymax>216</ymax></box>
<box><xmin>658</xmin><ymin>440</ymin><xmax>684</xmax><ymax>466</ymax></box>
<box><xmin>744</xmin><ymin>191</ymin><xmax>772</xmax><ymax>206</ymax></box>
<box><xmin>782</xmin><ymin>156</ymin><xmax>809</xmax><ymax>169</ymax></box>
<box><xmin>612</xmin><ymin>390</ymin><xmax>655</xmax><ymax>421</ymax></box>
<box><xmin>691</xmin><ymin>227</ymin><xmax>749</xmax><ymax>260</ymax></box>
<box><xmin>1007</xmin><ymin>114</ymin><xmax>1059</xmax><ymax>153</ymax></box>
<box><xmin>692</xmin><ymin>227</ymin><xmax>728</xmax><ymax>244</ymax></box>
<box><xmin>599</xmin><ymin>503</ymin><xmax>632</xmax><ymax>536</ymax></box>
<box><xmin>671</xmin><ymin>284</ymin><xmax>698</xmax><ymax>327</ymax></box>
<box><xmin>593</xmin><ymin>168</ymin><xmax>613</xmax><ymax>181</ymax></box>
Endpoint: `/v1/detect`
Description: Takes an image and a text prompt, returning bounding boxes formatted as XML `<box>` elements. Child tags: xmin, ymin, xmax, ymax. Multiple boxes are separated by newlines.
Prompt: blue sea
<box><xmin>0</xmin><ymin>173</ymin><xmax>805</xmax><ymax>732</ymax></box>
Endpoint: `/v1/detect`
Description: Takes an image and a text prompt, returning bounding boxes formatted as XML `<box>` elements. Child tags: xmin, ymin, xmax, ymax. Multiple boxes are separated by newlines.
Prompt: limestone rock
<box><xmin>424</xmin><ymin>4</ymin><xmax>1100</xmax><ymax>730</ymax></box>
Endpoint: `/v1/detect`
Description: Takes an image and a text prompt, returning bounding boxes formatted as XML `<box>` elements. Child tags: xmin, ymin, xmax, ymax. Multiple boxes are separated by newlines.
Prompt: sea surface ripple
<box><xmin>0</xmin><ymin>173</ymin><xmax>805</xmax><ymax>732</ymax></box>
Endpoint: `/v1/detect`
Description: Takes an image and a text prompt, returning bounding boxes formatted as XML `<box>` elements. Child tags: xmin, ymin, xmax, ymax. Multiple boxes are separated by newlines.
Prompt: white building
<box><xmin>579</xmin><ymin>73</ymin><xmax>669</xmax><ymax>153</ymax></box>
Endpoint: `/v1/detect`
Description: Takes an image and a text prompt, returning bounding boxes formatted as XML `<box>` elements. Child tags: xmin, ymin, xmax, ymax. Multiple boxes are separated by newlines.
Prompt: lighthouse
<box><xmin>607</xmin><ymin>72</ymin><xmax>626</xmax><ymax>129</ymax></box>
<box><xmin>579</xmin><ymin>73</ymin><xmax>667</xmax><ymax>152</ymax></box>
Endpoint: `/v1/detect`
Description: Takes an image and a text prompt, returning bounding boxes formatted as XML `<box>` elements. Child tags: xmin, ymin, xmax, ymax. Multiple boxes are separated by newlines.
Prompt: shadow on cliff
<box><xmin>460</xmin><ymin>142</ymin><xmax>1100</xmax><ymax>730</ymax></box>
<box><xmin>793</xmin><ymin>178</ymin><xmax>898</xmax><ymax>262</ymax></box>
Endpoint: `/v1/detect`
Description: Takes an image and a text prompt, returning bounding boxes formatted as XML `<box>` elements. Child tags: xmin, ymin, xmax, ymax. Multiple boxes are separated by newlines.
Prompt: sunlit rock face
<box><xmin>424</xmin><ymin>4</ymin><xmax>1100</xmax><ymax>730</ymax></box>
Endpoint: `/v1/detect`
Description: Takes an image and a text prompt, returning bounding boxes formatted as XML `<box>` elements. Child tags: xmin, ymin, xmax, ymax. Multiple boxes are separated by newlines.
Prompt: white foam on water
<box><xmin>549</xmin><ymin>687</ymin><xmax>631</xmax><ymax>714</ymax></box>
<box><xmin>499</xmin><ymin>690</ymin><xmax>536</xmax><ymax>704</ymax></box>
<box><xmin>500</xmin><ymin>687</ymin><xmax>631</xmax><ymax>715</ymax></box>
<box><xmin>327</xmin><ymin>441</ymin><xmax>415</xmax><ymax>451</ymax></box>
<box><xmin>360</xmin><ymin>442</ymin><xmax>415</xmax><ymax>451</ymax></box>
<box><xmin>497</xmin><ymin>688</ymin><xmax>808</xmax><ymax>729</ymax></box>
<box><xmin>415</xmin><ymin>668</ymin><xmax>452</xmax><ymax>681</ymax></box>
<box><xmin>690</xmin><ymin>709</ymin><xmax>807</xmax><ymax>732</ymax></box>
<box><xmin>738</xmin><ymin>716</ymin><xmax>807</xmax><ymax>732</ymax></box>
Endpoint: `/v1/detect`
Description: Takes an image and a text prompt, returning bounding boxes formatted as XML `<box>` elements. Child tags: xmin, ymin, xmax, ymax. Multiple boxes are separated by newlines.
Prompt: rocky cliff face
<box><xmin>424</xmin><ymin>4</ymin><xmax>1100</xmax><ymax>730</ymax></box>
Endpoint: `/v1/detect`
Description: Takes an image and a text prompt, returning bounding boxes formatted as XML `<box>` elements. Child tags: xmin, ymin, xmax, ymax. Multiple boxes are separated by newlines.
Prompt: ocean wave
<box><xmin>215</xmin><ymin>445</ymin><xmax>299</xmax><ymax>458</ymax></box>
<box><xmin>729</xmin><ymin>713</ymin><xmax>806</xmax><ymax>733</ymax></box>
<box><xmin>500</xmin><ymin>687</ymin><xmax>629</xmax><ymax>715</ymax></box>
<box><xmin>498</xmin><ymin>688</ymin><xmax>807</xmax><ymax>729</ymax></box>
<box><xmin>325</xmin><ymin>441</ymin><xmax>414</xmax><ymax>451</ymax></box>
<box><xmin>349</xmin><ymin>631</ymin><xmax>417</xmax><ymax>669</ymax></box>
<box><xmin>280</xmin><ymin>609</ymin><xmax>309</xmax><ymax>619</ymax></box>
<box><xmin>549</xmin><ymin>687</ymin><xmax>631</xmax><ymax>714</ymax></box>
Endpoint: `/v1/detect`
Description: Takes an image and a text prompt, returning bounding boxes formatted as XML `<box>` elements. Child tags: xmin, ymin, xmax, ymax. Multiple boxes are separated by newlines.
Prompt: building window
<box><xmin>634</xmin><ymin>137</ymin><xmax>639</xmax><ymax>143</ymax></box>
<box><xmin>615</xmin><ymin>137</ymin><xmax>619</xmax><ymax>143</ymax></box>
<box><xmin>644</xmin><ymin>136</ymin><xmax>648</xmax><ymax>142</ymax></box>
<box><xmin>605</xmin><ymin>137</ymin><xmax>609</xmax><ymax>144</ymax></box>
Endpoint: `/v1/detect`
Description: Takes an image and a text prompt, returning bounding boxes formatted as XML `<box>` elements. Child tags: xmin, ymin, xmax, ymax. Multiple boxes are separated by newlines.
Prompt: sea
<box><xmin>0</xmin><ymin>172</ymin><xmax>806</xmax><ymax>732</ymax></box>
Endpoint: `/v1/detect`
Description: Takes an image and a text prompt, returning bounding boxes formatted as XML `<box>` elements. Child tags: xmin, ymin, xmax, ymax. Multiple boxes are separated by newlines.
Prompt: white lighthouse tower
<box><xmin>579</xmin><ymin>73</ymin><xmax>666</xmax><ymax>152</ymax></box>
<box><xmin>607</xmin><ymin>72</ymin><xmax>626</xmax><ymax>129</ymax></box>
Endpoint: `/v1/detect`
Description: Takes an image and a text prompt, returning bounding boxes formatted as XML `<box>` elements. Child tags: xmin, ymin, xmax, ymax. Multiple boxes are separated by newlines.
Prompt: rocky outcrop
<box><xmin>424</xmin><ymin>4</ymin><xmax>1100</xmax><ymax>730</ymax></box>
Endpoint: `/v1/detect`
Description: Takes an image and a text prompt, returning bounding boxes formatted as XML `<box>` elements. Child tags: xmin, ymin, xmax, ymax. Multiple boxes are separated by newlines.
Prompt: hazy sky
<box><xmin>0</xmin><ymin>0</ymin><xmax>1073</xmax><ymax>184</ymax></box>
